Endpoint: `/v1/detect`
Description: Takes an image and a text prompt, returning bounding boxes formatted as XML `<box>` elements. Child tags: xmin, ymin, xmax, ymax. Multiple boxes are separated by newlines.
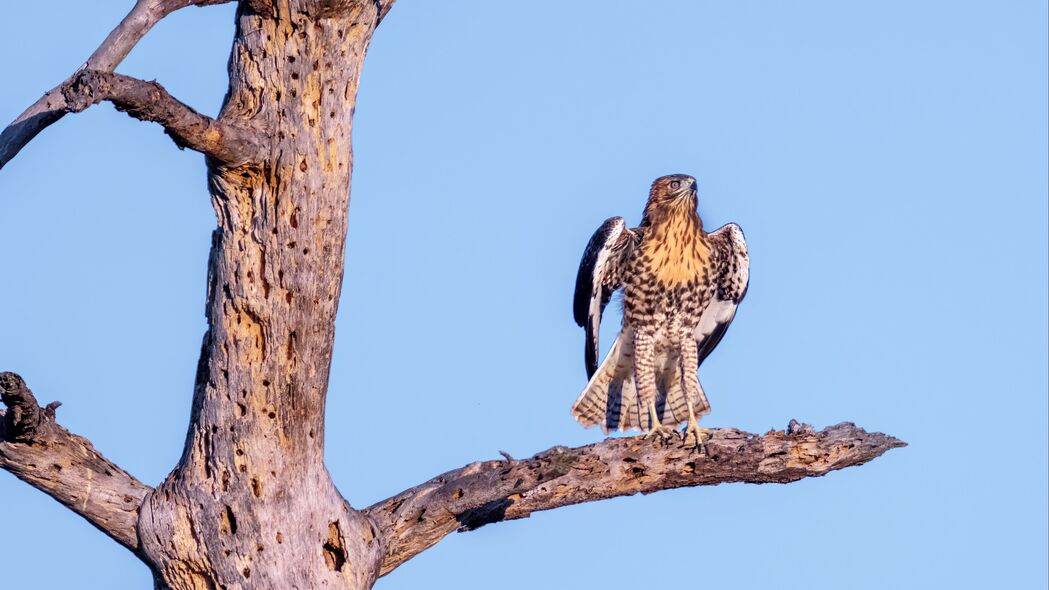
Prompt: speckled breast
<box><xmin>622</xmin><ymin>236</ymin><xmax>715</xmax><ymax>334</ymax></box>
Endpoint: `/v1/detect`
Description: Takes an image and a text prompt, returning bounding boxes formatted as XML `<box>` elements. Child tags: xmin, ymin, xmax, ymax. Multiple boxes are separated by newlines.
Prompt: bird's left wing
<box><xmin>695</xmin><ymin>223</ymin><xmax>750</xmax><ymax>366</ymax></box>
<box><xmin>573</xmin><ymin>217</ymin><xmax>638</xmax><ymax>379</ymax></box>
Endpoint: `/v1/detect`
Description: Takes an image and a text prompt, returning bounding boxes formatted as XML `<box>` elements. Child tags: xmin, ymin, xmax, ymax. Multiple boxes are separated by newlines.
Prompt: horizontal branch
<box><xmin>0</xmin><ymin>0</ymin><xmax>234</xmax><ymax>170</ymax></box>
<box><xmin>0</xmin><ymin>372</ymin><xmax>151</xmax><ymax>552</ymax></box>
<box><xmin>61</xmin><ymin>70</ymin><xmax>260</xmax><ymax>164</ymax></box>
<box><xmin>366</xmin><ymin>420</ymin><xmax>905</xmax><ymax>576</ymax></box>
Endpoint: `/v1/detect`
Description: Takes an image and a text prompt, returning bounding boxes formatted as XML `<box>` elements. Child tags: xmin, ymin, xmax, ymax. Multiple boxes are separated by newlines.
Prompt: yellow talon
<box><xmin>682</xmin><ymin>420</ymin><xmax>710</xmax><ymax>450</ymax></box>
<box><xmin>644</xmin><ymin>423</ymin><xmax>675</xmax><ymax>440</ymax></box>
<box><xmin>643</xmin><ymin>400</ymin><xmax>674</xmax><ymax>441</ymax></box>
<box><xmin>682</xmin><ymin>400</ymin><xmax>710</xmax><ymax>451</ymax></box>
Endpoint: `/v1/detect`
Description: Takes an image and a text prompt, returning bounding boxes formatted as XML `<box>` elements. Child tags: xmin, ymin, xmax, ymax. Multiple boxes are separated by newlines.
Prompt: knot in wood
<box><xmin>786</xmin><ymin>419</ymin><xmax>815</xmax><ymax>436</ymax></box>
<box><xmin>63</xmin><ymin>70</ymin><xmax>110</xmax><ymax>112</ymax></box>
<box><xmin>0</xmin><ymin>371</ymin><xmax>45</xmax><ymax>441</ymax></box>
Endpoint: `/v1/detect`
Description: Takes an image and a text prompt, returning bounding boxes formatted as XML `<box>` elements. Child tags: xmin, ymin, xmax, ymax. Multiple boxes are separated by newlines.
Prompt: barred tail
<box><xmin>571</xmin><ymin>334</ymin><xmax>642</xmax><ymax>433</ymax></box>
<box><xmin>571</xmin><ymin>331</ymin><xmax>701</xmax><ymax>433</ymax></box>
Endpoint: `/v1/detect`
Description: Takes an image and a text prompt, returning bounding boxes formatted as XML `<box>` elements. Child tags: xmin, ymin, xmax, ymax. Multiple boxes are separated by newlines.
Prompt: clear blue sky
<box><xmin>1</xmin><ymin>1</ymin><xmax>1046</xmax><ymax>588</ymax></box>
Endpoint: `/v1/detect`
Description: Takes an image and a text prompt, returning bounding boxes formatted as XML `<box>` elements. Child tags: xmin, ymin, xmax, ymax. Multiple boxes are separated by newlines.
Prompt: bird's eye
<box><xmin>670</xmin><ymin>180</ymin><xmax>681</xmax><ymax>190</ymax></box>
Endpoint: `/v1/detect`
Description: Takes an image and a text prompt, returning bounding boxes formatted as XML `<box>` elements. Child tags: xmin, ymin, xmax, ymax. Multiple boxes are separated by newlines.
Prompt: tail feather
<box><xmin>572</xmin><ymin>331</ymin><xmax>703</xmax><ymax>433</ymax></box>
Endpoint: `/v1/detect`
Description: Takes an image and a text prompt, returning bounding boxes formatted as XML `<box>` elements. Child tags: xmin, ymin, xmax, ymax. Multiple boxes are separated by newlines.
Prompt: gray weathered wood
<box><xmin>61</xmin><ymin>69</ymin><xmax>261</xmax><ymax>164</ymax></box>
<box><xmin>133</xmin><ymin>2</ymin><xmax>393</xmax><ymax>588</ymax></box>
<box><xmin>0</xmin><ymin>373</ymin><xmax>151</xmax><ymax>551</ymax></box>
<box><xmin>0</xmin><ymin>0</ymin><xmax>235</xmax><ymax>170</ymax></box>
<box><xmin>365</xmin><ymin>421</ymin><xmax>906</xmax><ymax>576</ymax></box>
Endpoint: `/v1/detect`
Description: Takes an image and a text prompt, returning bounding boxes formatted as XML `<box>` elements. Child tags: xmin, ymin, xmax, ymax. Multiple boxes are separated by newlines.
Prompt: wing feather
<box><xmin>573</xmin><ymin>217</ymin><xmax>637</xmax><ymax>378</ymax></box>
<box><xmin>694</xmin><ymin>223</ymin><xmax>750</xmax><ymax>367</ymax></box>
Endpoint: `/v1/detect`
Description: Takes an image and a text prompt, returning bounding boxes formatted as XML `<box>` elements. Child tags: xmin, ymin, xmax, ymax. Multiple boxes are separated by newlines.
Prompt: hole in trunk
<box><xmin>322</xmin><ymin>521</ymin><xmax>347</xmax><ymax>572</ymax></box>
<box><xmin>221</xmin><ymin>505</ymin><xmax>238</xmax><ymax>535</ymax></box>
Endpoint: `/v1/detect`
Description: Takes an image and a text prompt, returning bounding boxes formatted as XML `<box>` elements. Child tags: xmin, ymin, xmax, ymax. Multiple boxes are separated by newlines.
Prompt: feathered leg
<box><xmin>635</xmin><ymin>331</ymin><xmax>673</xmax><ymax>440</ymax></box>
<box><xmin>679</xmin><ymin>332</ymin><xmax>711</xmax><ymax>449</ymax></box>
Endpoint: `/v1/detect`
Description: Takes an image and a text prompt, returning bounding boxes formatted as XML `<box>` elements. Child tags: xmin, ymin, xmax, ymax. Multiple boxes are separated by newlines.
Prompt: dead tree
<box><xmin>0</xmin><ymin>2</ymin><xmax>905</xmax><ymax>588</ymax></box>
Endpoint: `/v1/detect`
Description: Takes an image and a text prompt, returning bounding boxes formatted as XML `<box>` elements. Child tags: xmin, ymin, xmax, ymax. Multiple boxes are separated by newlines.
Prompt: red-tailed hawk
<box><xmin>571</xmin><ymin>174</ymin><xmax>749</xmax><ymax>445</ymax></box>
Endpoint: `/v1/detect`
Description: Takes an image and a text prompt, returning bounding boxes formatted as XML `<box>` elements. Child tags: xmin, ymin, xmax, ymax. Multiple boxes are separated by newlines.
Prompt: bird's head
<box><xmin>643</xmin><ymin>174</ymin><xmax>698</xmax><ymax>221</ymax></box>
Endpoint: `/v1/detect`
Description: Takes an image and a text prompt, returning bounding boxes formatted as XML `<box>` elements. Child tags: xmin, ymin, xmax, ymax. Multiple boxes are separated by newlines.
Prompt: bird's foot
<box><xmin>681</xmin><ymin>419</ymin><xmax>711</xmax><ymax>451</ymax></box>
<box><xmin>644</xmin><ymin>423</ymin><xmax>675</xmax><ymax>442</ymax></box>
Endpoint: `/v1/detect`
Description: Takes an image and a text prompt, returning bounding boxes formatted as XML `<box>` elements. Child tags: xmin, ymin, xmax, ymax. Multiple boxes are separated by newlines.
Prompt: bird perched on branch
<box><xmin>571</xmin><ymin>174</ymin><xmax>749</xmax><ymax>445</ymax></box>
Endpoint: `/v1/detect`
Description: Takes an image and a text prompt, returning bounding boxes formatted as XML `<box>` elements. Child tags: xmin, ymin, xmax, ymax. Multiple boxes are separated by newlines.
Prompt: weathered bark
<box><xmin>62</xmin><ymin>70</ymin><xmax>261</xmax><ymax>164</ymax></box>
<box><xmin>133</xmin><ymin>2</ymin><xmax>391</xmax><ymax>589</ymax></box>
<box><xmin>366</xmin><ymin>421</ymin><xmax>905</xmax><ymax>576</ymax></box>
<box><xmin>0</xmin><ymin>373</ymin><xmax>151</xmax><ymax>551</ymax></box>
<box><xmin>0</xmin><ymin>0</ymin><xmax>236</xmax><ymax>170</ymax></box>
<box><xmin>0</xmin><ymin>2</ymin><xmax>905</xmax><ymax>589</ymax></box>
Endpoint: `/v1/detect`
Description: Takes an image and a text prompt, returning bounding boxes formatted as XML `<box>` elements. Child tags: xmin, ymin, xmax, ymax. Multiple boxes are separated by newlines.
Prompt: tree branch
<box><xmin>0</xmin><ymin>372</ymin><xmax>152</xmax><ymax>552</ymax></box>
<box><xmin>377</xmin><ymin>0</ymin><xmax>397</xmax><ymax>22</ymax></box>
<box><xmin>0</xmin><ymin>0</ymin><xmax>235</xmax><ymax>170</ymax></box>
<box><xmin>62</xmin><ymin>70</ymin><xmax>259</xmax><ymax>164</ymax></box>
<box><xmin>365</xmin><ymin>420</ymin><xmax>905</xmax><ymax>576</ymax></box>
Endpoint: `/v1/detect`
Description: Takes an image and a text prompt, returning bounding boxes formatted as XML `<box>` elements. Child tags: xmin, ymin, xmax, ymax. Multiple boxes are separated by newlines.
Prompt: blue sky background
<box><xmin>1</xmin><ymin>1</ymin><xmax>1046</xmax><ymax>588</ymax></box>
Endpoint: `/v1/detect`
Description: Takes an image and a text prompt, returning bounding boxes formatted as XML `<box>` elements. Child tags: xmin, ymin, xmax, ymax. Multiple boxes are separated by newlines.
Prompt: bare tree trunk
<box><xmin>133</xmin><ymin>2</ymin><xmax>390</xmax><ymax>588</ymax></box>
<box><xmin>0</xmin><ymin>2</ymin><xmax>905</xmax><ymax>589</ymax></box>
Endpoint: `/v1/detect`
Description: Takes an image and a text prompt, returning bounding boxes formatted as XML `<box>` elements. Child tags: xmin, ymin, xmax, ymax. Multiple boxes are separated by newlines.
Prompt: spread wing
<box><xmin>695</xmin><ymin>223</ymin><xmax>750</xmax><ymax>366</ymax></box>
<box><xmin>573</xmin><ymin>217</ymin><xmax>638</xmax><ymax>378</ymax></box>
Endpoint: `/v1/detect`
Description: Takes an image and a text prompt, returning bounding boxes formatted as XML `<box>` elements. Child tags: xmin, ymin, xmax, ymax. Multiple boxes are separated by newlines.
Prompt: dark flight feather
<box><xmin>573</xmin><ymin>217</ymin><xmax>633</xmax><ymax>378</ymax></box>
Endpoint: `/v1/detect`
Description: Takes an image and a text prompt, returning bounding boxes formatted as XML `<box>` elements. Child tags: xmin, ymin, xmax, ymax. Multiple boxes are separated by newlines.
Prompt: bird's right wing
<box><xmin>573</xmin><ymin>217</ymin><xmax>638</xmax><ymax>379</ymax></box>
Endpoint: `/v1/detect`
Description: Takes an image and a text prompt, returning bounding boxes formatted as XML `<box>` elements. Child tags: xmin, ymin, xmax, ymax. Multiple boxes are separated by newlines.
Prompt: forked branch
<box><xmin>366</xmin><ymin>421</ymin><xmax>905</xmax><ymax>575</ymax></box>
<box><xmin>0</xmin><ymin>372</ymin><xmax>151</xmax><ymax>552</ymax></box>
<box><xmin>0</xmin><ymin>0</ymin><xmax>235</xmax><ymax>170</ymax></box>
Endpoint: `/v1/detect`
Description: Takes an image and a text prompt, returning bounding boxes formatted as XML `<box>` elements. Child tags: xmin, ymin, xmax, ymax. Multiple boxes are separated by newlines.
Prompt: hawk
<box><xmin>571</xmin><ymin>174</ymin><xmax>749</xmax><ymax>445</ymax></box>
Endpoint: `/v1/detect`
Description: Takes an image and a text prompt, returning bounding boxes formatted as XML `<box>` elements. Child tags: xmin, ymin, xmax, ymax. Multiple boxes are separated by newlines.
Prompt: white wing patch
<box><xmin>694</xmin><ymin>299</ymin><xmax>736</xmax><ymax>341</ymax></box>
<box><xmin>586</xmin><ymin>219</ymin><xmax>625</xmax><ymax>331</ymax></box>
<box><xmin>573</xmin><ymin>216</ymin><xmax>637</xmax><ymax>379</ymax></box>
<box><xmin>692</xmin><ymin>222</ymin><xmax>749</xmax><ymax>367</ymax></box>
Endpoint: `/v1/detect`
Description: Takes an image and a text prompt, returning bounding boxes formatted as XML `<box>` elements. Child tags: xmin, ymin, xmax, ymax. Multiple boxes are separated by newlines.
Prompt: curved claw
<box><xmin>682</xmin><ymin>420</ymin><xmax>710</xmax><ymax>451</ymax></box>
<box><xmin>644</xmin><ymin>423</ymin><xmax>675</xmax><ymax>441</ymax></box>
